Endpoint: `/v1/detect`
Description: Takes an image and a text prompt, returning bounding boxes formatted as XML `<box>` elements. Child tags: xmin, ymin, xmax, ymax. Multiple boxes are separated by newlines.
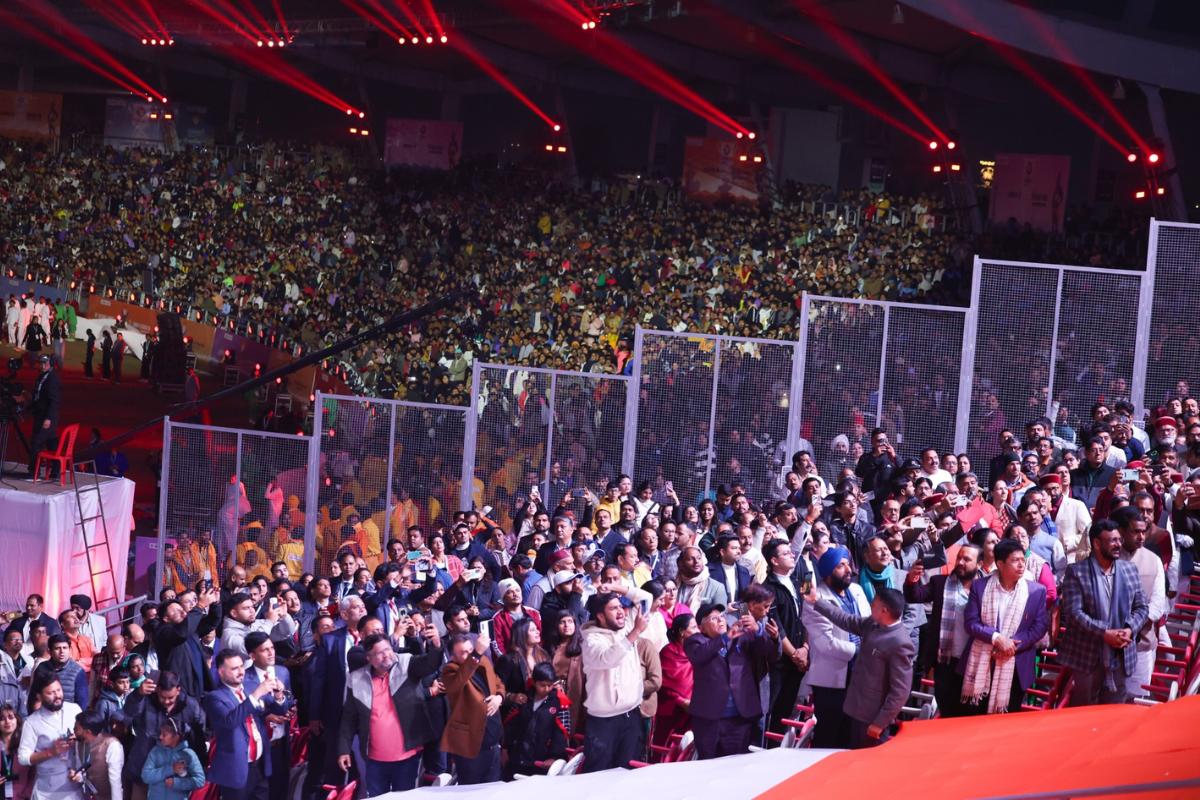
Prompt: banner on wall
<box><xmin>103</xmin><ymin>98</ymin><xmax>213</xmax><ymax>151</ymax></box>
<box><xmin>988</xmin><ymin>153</ymin><xmax>1070</xmax><ymax>232</ymax></box>
<box><xmin>0</xmin><ymin>91</ymin><xmax>62</xmax><ymax>145</ymax></box>
<box><xmin>682</xmin><ymin>137</ymin><xmax>760</xmax><ymax>203</ymax></box>
<box><xmin>383</xmin><ymin>118</ymin><xmax>463</xmax><ymax>169</ymax></box>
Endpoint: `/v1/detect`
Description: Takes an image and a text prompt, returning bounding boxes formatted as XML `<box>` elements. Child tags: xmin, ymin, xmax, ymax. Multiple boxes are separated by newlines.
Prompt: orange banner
<box><xmin>0</xmin><ymin>91</ymin><xmax>62</xmax><ymax>143</ymax></box>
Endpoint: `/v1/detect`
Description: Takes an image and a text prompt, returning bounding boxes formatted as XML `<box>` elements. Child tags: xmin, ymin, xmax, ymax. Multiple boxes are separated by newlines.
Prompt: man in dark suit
<box><xmin>684</xmin><ymin>600</ymin><xmax>779</xmax><ymax>759</ymax></box>
<box><xmin>707</xmin><ymin>535</ymin><xmax>752</xmax><ymax>610</ymax></box>
<box><xmin>1057</xmin><ymin>520</ymin><xmax>1150</xmax><ymax>706</ymax></box>
<box><xmin>307</xmin><ymin>595</ymin><xmax>368</xmax><ymax>798</ymax></box>
<box><xmin>243</xmin><ymin>632</ymin><xmax>296</xmax><ymax>800</ymax></box>
<box><xmin>761</xmin><ymin>540</ymin><xmax>811</xmax><ymax>737</ymax></box>
<box><xmin>25</xmin><ymin>354</ymin><xmax>61</xmax><ymax>476</ymax></box>
<box><xmin>903</xmin><ymin>542</ymin><xmax>982</xmax><ymax>717</ymax></box>
<box><xmin>203</xmin><ymin>648</ymin><xmax>288</xmax><ymax>800</ymax></box>
<box><xmin>4</xmin><ymin>594</ymin><xmax>61</xmax><ymax>640</ymax></box>
<box><xmin>802</xmin><ymin>583</ymin><xmax>914</xmax><ymax>748</ymax></box>
<box><xmin>1069</xmin><ymin>437</ymin><xmax>1117</xmax><ymax>511</ymax></box>
<box><xmin>960</xmin><ymin>539</ymin><xmax>1050</xmax><ymax>714</ymax></box>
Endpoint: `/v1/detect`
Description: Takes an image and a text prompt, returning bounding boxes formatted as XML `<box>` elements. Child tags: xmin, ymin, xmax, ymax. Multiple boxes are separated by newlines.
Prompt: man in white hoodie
<box><xmin>580</xmin><ymin>592</ymin><xmax>648</xmax><ymax>772</ymax></box>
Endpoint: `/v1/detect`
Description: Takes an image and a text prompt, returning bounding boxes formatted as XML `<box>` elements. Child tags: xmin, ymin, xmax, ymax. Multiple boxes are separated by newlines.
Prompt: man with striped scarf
<box><xmin>903</xmin><ymin>543</ymin><xmax>982</xmax><ymax>717</ymax></box>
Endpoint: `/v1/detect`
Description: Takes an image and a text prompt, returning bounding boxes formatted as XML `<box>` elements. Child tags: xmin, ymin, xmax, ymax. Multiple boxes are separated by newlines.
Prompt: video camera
<box><xmin>0</xmin><ymin>357</ymin><xmax>23</xmax><ymax>420</ymax></box>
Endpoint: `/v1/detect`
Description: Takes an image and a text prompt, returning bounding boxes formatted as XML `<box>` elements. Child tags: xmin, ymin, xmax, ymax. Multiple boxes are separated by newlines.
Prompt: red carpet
<box><xmin>756</xmin><ymin>697</ymin><xmax>1200</xmax><ymax>799</ymax></box>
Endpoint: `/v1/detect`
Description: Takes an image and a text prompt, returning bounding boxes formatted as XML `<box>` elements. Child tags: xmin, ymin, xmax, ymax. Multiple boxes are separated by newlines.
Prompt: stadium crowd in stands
<box><xmin>1</xmin><ymin>140</ymin><xmax>1189</xmax><ymax>796</ymax></box>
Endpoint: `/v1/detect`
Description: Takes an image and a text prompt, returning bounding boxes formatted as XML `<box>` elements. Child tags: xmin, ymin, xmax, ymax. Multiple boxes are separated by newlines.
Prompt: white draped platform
<box><xmin>0</xmin><ymin>465</ymin><xmax>134</xmax><ymax>613</ymax></box>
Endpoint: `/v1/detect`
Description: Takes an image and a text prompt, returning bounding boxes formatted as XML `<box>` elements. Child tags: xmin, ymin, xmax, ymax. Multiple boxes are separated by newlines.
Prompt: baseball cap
<box><xmin>695</xmin><ymin>602</ymin><xmax>726</xmax><ymax>622</ymax></box>
<box><xmin>551</xmin><ymin>570</ymin><xmax>583</xmax><ymax>588</ymax></box>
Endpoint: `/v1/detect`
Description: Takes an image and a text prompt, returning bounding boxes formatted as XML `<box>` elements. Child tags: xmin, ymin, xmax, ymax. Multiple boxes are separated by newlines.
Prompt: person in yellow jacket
<box><xmin>273</xmin><ymin>525</ymin><xmax>306</xmax><ymax>579</ymax></box>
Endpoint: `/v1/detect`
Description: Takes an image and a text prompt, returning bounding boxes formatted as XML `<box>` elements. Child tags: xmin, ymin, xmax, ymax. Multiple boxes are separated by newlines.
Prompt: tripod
<box><xmin>0</xmin><ymin>412</ymin><xmax>31</xmax><ymax>479</ymax></box>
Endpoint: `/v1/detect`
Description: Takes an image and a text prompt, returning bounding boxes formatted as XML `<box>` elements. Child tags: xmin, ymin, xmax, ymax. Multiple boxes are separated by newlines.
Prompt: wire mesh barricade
<box><xmin>309</xmin><ymin>393</ymin><xmax>468</xmax><ymax>577</ymax></box>
<box><xmin>1144</xmin><ymin>221</ymin><xmax>1197</xmax><ymax>415</ymax></box>
<box><xmin>964</xmin><ymin>258</ymin><xmax>1149</xmax><ymax>473</ymax></box>
<box><xmin>157</xmin><ymin>420</ymin><xmax>311</xmax><ymax>591</ymax></box>
<box><xmin>630</xmin><ymin>329</ymin><xmax>799</xmax><ymax>508</ymax></box>
<box><xmin>467</xmin><ymin>363</ymin><xmax>631</xmax><ymax>529</ymax></box>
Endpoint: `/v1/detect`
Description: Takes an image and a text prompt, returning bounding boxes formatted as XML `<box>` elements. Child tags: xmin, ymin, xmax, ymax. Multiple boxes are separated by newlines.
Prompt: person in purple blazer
<box><xmin>684</xmin><ymin>595</ymin><xmax>779</xmax><ymax>760</ymax></box>
<box><xmin>959</xmin><ymin>538</ymin><xmax>1051</xmax><ymax>714</ymax></box>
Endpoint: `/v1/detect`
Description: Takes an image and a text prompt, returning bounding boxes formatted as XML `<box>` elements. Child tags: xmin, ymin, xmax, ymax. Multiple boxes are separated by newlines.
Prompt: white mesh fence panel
<box><xmin>1144</xmin><ymin>221</ymin><xmax>1200</xmax><ymax>414</ymax></box>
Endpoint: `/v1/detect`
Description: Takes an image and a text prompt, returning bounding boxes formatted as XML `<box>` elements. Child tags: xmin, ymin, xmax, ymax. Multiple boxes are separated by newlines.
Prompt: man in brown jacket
<box><xmin>440</xmin><ymin>632</ymin><xmax>504</xmax><ymax>785</ymax></box>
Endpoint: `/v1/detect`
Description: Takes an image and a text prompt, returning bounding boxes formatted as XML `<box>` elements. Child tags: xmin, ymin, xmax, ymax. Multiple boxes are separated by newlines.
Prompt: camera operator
<box><xmin>24</xmin><ymin>355</ymin><xmax>61</xmax><ymax>478</ymax></box>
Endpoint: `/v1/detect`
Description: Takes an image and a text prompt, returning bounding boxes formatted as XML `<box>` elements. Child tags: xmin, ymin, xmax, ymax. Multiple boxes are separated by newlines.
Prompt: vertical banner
<box><xmin>681</xmin><ymin>137</ymin><xmax>760</xmax><ymax>203</ymax></box>
<box><xmin>384</xmin><ymin>118</ymin><xmax>463</xmax><ymax>169</ymax></box>
<box><xmin>988</xmin><ymin>153</ymin><xmax>1070</xmax><ymax>232</ymax></box>
<box><xmin>0</xmin><ymin>91</ymin><xmax>62</xmax><ymax>146</ymax></box>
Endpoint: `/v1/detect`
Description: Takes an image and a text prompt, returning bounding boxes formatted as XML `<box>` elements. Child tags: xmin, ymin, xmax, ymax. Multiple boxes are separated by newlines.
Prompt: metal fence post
<box><xmin>1044</xmin><ymin>269</ymin><xmax>1065</xmax><ymax>421</ymax></box>
<box><xmin>876</xmin><ymin>308</ymin><xmax>890</xmax><ymax>432</ymax></box>
<box><xmin>954</xmin><ymin>261</ymin><xmax>982</xmax><ymax>454</ymax></box>
<box><xmin>623</xmin><ymin>326</ymin><xmax>644</xmax><ymax>477</ymax></box>
<box><xmin>544</xmin><ymin>374</ymin><xmax>557</xmax><ymax>504</ymax></box>
<box><xmin>1131</xmin><ymin>220</ymin><xmax>1159</xmax><ymax>422</ymax></box>
<box><xmin>303</xmin><ymin>392</ymin><xmax>325</xmax><ymax>574</ymax></box>
<box><xmin>460</xmin><ymin>361</ymin><xmax>481</xmax><ymax>511</ymax></box>
<box><xmin>154</xmin><ymin>418</ymin><xmax>173</xmax><ymax>594</ymax></box>
<box><xmin>383</xmin><ymin>402</ymin><xmax>398</xmax><ymax>545</ymax></box>
<box><xmin>703</xmin><ymin>341</ymin><xmax>723</xmax><ymax>498</ymax></box>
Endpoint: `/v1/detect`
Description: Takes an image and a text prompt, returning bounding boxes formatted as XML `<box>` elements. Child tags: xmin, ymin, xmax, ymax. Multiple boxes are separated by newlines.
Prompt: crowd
<box><xmin>102</xmin><ymin>382</ymin><xmax>1196</xmax><ymax>796</ymax></box>
<box><xmin>0</xmin><ymin>139</ymin><xmax>975</xmax><ymax>406</ymax></box>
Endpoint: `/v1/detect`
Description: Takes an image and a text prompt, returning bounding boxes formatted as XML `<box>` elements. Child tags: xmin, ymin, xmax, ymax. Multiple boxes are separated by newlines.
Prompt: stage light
<box><xmin>748</xmin><ymin>132</ymin><xmax>756</xmax><ymax>140</ymax></box>
<box><xmin>947</xmin><ymin>141</ymin><xmax>956</xmax><ymax>150</ymax></box>
<box><xmin>358</xmin><ymin>111</ymin><xmax>365</xmax><ymax>119</ymax></box>
<box><xmin>346</xmin><ymin>108</ymin><xmax>353</xmax><ymax>115</ymax></box>
<box><xmin>753</xmin><ymin>155</ymin><xmax>763</xmax><ymax>163</ymax></box>
<box><xmin>349</xmin><ymin>127</ymin><xmax>357</xmax><ymax>134</ymax></box>
<box><xmin>169</xmin><ymin>39</ymin><xmax>174</xmax><ymax>45</ymax></box>
<box><xmin>267</xmin><ymin>40</ymin><xmax>275</xmax><ymax>47</ymax></box>
<box><xmin>411</xmin><ymin>37</ymin><xmax>418</xmax><ymax>44</ymax></box>
<box><xmin>141</xmin><ymin>38</ymin><xmax>147</xmax><ymax>44</ymax></box>
<box><xmin>1148</xmin><ymin>152</ymin><xmax>1160</xmax><ymax>164</ymax></box>
<box><xmin>932</xmin><ymin>165</ymin><xmax>942</xmax><ymax>173</ymax></box>
<box><xmin>581</xmin><ymin>21</ymin><xmax>588</xmax><ymax>29</ymax></box>
<box><xmin>257</xmin><ymin>40</ymin><xmax>264</xmax><ymax>47</ymax></box>
<box><xmin>588</xmin><ymin>20</ymin><xmax>597</xmax><ymax>29</ymax></box>
<box><xmin>398</xmin><ymin>37</ymin><xmax>405</xmax><ymax>44</ymax></box>
<box><xmin>553</xmin><ymin>124</ymin><xmax>561</xmax><ymax>132</ymax></box>
<box><xmin>277</xmin><ymin>40</ymin><xmax>285</xmax><ymax>48</ymax></box>
<box><xmin>545</xmin><ymin>144</ymin><xmax>553</xmax><ymax>151</ymax></box>
<box><xmin>425</xmin><ymin>35</ymin><xmax>433</xmax><ymax>43</ymax></box>
<box><xmin>1134</xmin><ymin>189</ymin><xmax>1146</xmax><ymax>199</ymax></box>
<box><xmin>440</xmin><ymin>35</ymin><xmax>448</xmax><ymax>43</ymax></box>
<box><xmin>161</xmin><ymin>97</ymin><xmax>167</xmax><ymax>103</ymax></box>
<box><xmin>164</xmin><ymin>113</ymin><xmax>173</xmax><ymax>120</ymax></box>
<box><xmin>736</xmin><ymin>132</ymin><xmax>744</xmax><ymax>139</ymax></box>
<box><xmin>1157</xmin><ymin>186</ymin><xmax>1166</xmax><ymax>195</ymax></box>
<box><xmin>556</xmin><ymin>145</ymin><xmax>567</xmax><ymax>152</ymax></box>
<box><xmin>361</xmin><ymin>129</ymin><xmax>370</xmax><ymax>136</ymax></box>
<box><xmin>275</xmin><ymin>377</ymin><xmax>282</xmax><ymax>385</ymax></box>
<box><xmin>149</xmin><ymin>112</ymin><xmax>158</xmax><ymax>119</ymax></box>
<box><xmin>738</xmin><ymin>155</ymin><xmax>747</xmax><ymax>162</ymax></box>
<box><xmin>928</xmin><ymin>141</ymin><xmax>938</xmax><ymax>150</ymax></box>
<box><xmin>1127</xmin><ymin>153</ymin><xmax>1138</xmax><ymax>163</ymax></box>
<box><xmin>182</xmin><ymin>335</ymin><xmax>191</xmax><ymax>345</ymax></box>
<box><xmin>950</xmin><ymin>163</ymin><xmax>961</xmax><ymax>171</ymax></box>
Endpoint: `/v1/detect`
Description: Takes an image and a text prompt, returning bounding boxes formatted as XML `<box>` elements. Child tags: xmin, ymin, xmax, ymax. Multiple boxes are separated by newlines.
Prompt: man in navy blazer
<box><xmin>203</xmin><ymin>648</ymin><xmax>288</xmax><ymax>800</ymax></box>
<box><xmin>960</xmin><ymin>539</ymin><xmax>1051</xmax><ymax>713</ymax></box>
<box><xmin>243</xmin><ymin>632</ymin><xmax>295</xmax><ymax>800</ymax></box>
<box><xmin>707</xmin><ymin>535</ymin><xmax>753</xmax><ymax>610</ymax></box>
<box><xmin>307</xmin><ymin>596</ymin><xmax>368</xmax><ymax>797</ymax></box>
<box><xmin>684</xmin><ymin>600</ymin><xmax>779</xmax><ymax>759</ymax></box>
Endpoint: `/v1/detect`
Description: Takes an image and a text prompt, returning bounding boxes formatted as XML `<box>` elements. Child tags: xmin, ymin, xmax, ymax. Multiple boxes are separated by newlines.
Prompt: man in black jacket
<box><xmin>762</xmin><ymin>539</ymin><xmax>810</xmax><ymax>738</ymax></box>
<box><xmin>337</xmin><ymin>632</ymin><xmax>444</xmax><ymax>796</ymax></box>
<box><xmin>855</xmin><ymin>428</ymin><xmax>898</xmax><ymax>498</ymax></box>
<box><xmin>154</xmin><ymin>589</ymin><xmax>221</xmax><ymax>700</ymax></box>
<box><xmin>1070</xmin><ymin>437</ymin><xmax>1117</xmax><ymax>511</ymax></box>
<box><xmin>25</xmin><ymin>354</ymin><xmax>61</xmax><ymax>476</ymax></box>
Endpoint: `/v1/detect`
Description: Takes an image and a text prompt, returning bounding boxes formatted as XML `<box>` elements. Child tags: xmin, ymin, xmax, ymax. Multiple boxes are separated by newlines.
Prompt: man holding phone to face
<box><xmin>217</xmin><ymin>593</ymin><xmax>297</xmax><ymax>659</ymax></box>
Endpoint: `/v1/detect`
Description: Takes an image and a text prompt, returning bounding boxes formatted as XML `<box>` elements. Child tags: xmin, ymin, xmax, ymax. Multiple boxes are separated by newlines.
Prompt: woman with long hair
<box><xmin>988</xmin><ymin>480</ymin><xmax>1017</xmax><ymax>533</ymax></box>
<box><xmin>0</xmin><ymin>703</ymin><xmax>32</xmax><ymax>800</ymax></box>
<box><xmin>970</xmin><ymin>527</ymin><xmax>1000</xmax><ymax>576</ymax></box>
<box><xmin>496</xmin><ymin>617</ymin><xmax>551</xmax><ymax>710</ymax></box>
<box><xmin>427</xmin><ymin>531</ymin><xmax>464</xmax><ymax>587</ymax></box>
<box><xmin>551</xmin><ymin>614</ymin><xmax>584</xmax><ymax>715</ymax></box>
<box><xmin>653</xmin><ymin>613</ymin><xmax>696</xmax><ymax>749</ymax></box>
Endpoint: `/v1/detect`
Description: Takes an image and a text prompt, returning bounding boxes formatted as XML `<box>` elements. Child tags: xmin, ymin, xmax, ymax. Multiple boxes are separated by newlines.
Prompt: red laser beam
<box><xmin>16</xmin><ymin>0</ymin><xmax>164</xmax><ymax>99</ymax></box>
<box><xmin>131</xmin><ymin>0</ymin><xmax>169</xmax><ymax>39</ymax></box>
<box><xmin>269</xmin><ymin>0</ymin><xmax>291</xmax><ymax>40</ymax></box>
<box><xmin>511</xmin><ymin>0</ymin><xmax>745</xmax><ymax>135</ymax></box>
<box><xmin>1010</xmin><ymin>5</ymin><xmax>1149</xmax><ymax>153</ymax></box>
<box><xmin>383</xmin><ymin>0</ymin><xmax>429</xmax><ymax>39</ymax></box>
<box><xmin>2</xmin><ymin>8</ymin><xmax>154</xmax><ymax>99</ymax></box>
<box><xmin>791</xmin><ymin>0</ymin><xmax>947</xmax><ymax>142</ymax></box>
<box><xmin>935</xmin><ymin>0</ymin><xmax>1127</xmax><ymax>154</ymax></box>
<box><xmin>238</xmin><ymin>0</ymin><xmax>277</xmax><ymax>43</ymax></box>
<box><xmin>448</xmin><ymin>36</ymin><xmax>559</xmax><ymax>128</ymax></box>
<box><xmin>186</xmin><ymin>0</ymin><xmax>262</xmax><ymax>45</ymax></box>
<box><xmin>343</xmin><ymin>0</ymin><xmax>413</xmax><ymax>42</ymax></box>
<box><xmin>704</xmin><ymin>5</ymin><xmax>928</xmax><ymax>144</ymax></box>
<box><xmin>416</xmin><ymin>0</ymin><xmax>445</xmax><ymax>38</ymax></box>
<box><xmin>546</xmin><ymin>0</ymin><xmax>589</xmax><ymax>25</ymax></box>
<box><xmin>356</xmin><ymin>0</ymin><xmax>416</xmax><ymax>40</ymax></box>
<box><xmin>210</xmin><ymin>0</ymin><xmax>272</xmax><ymax>39</ymax></box>
<box><xmin>82</xmin><ymin>0</ymin><xmax>151</xmax><ymax>39</ymax></box>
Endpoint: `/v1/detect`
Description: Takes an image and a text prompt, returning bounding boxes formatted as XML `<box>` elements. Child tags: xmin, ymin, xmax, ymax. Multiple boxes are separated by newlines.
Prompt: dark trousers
<box><xmin>810</xmin><ymin>685</ymin><xmax>851</xmax><ymax>749</ymax></box>
<box><xmin>84</xmin><ymin>351</ymin><xmax>94</xmax><ymax>377</ymax></box>
<box><xmin>267</xmin><ymin>738</ymin><xmax>289</xmax><ymax>800</ymax></box>
<box><xmin>219</xmin><ymin>757</ymin><xmax>269</xmax><ymax>800</ymax></box>
<box><xmin>962</xmin><ymin>673</ymin><xmax>1026</xmax><ymax>715</ymax></box>
<box><xmin>933</xmin><ymin>660</ymin><xmax>966</xmax><ymax>718</ymax></box>
<box><xmin>1068</xmin><ymin>664</ymin><xmax>1130</xmax><ymax>707</ymax></box>
<box><xmin>582</xmin><ymin>709</ymin><xmax>643</xmax><ymax>773</ymax></box>
<box><xmin>693</xmin><ymin>716</ymin><xmax>756</xmax><ymax>760</ymax></box>
<box><xmin>365</xmin><ymin>754</ymin><xmax>422</xmax><ymax>797</ymax></box>
<box><xmin>113</xmin><ymin>356</ymin><xmax>123</xmax><ymax>382</ymax></box>
<box><xmin>454</xmin><ymin>744</ymin><xmax>500</xmax><ymax>785</ymax></box>
<box><xmin>848</xmin><ymin>718</ymin><xmax>891</xmax><ymax>749</ymax></box>
<box><xmin>766</xmin><ymin>665</ymin><xmax>804</xmax><ymax>739</ymax></box>
<box><xmin>29</xmin><ymin>418</ymin><xmax>56</xmax><ymax>473</ymax></box>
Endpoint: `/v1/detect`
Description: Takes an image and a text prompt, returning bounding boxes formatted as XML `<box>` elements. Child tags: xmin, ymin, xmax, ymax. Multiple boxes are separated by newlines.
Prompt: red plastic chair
<box><xmin>322</xmin><ymin>780</ymin><xmax>357</xmax><ymax>800</ymax></box>
<box><xmin>33</xmin><ymin>423</ymin><xmax>79</xmax><ymax>485</ymax></box>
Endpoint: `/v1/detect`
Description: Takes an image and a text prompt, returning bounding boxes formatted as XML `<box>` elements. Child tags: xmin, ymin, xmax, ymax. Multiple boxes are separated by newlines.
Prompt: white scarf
<box><xmin>961</xmin><ymin>574</ymin><xmax>1028</xmax><ymax>714</ymax></box>
<box><xmin>678</xmin><ymin>570</ymin><xmax>711</xmax><ymax>614</ymax></box>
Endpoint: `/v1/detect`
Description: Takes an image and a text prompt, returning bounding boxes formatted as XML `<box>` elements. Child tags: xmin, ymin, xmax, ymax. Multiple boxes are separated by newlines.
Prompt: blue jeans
<box><xmin>365</xmin><ymin>754</ymin><xmax>422</xmax><ymax>797</ymax></box>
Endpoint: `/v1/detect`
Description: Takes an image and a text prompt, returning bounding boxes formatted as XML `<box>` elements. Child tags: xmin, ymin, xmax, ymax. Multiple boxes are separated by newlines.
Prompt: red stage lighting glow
<box><xmin>358</xmin><ymin>111</ymin><xmax>365</xmax><ymax>119</ymax></box>
<box><xmin>1127</xmin><ymin>153</ymin><xmax>1138</xmax><ymax>163</ymax></box>
<box><xmin>553</xmin><ymin>124</ymin><xmax>561</xmax><ymax>132</ymax></box>
<box><xmin>257</xmin><ymin>40</ymin><xmax>264</xmax><ymax>46</ymax></box>
<box><xmin>361</xmin><ymin>129</ymin><xmax>370</xmax><ymax>136</ymax></box>
<box><xmin>932</xmin><ymin>165</ymin><xmax>943</xmax><ymax>173</ymax></box>
<box><xmin>739</xmin><ymin>154</ymin><xmax>748</xmax><ymax>162</ymax></box>
<box><xmin>557</xmin><ymin>145</ymin><xmax>567</xmax><ymax>152</ymax></box>
<box><xmin>349</xmin><ymin>127</ymin><xmax>357</xmax><ymax>134</ymax></box>
<box><xmin>736</xmin><ymin>132</ymin><xmax>744</xmax><ymax>139</ymax></box>
<box><xmin>440</xmin><ymin>35</ymin><xmax>448</xmax><ymax>43</ymax></box>
<box><xmin>545</xmin><ymin>144</ymin><xmax>553</xmax><ymax>151</ymax></box>
<box><xmin>1134</xmin><ymin>190</ymin><xmax>1146</xmax><ymax>199</ymax></box>
<box><xmin>947</xmin><ymin>141</ymin><xmax>957</xmax><ymax>150</ymax></box>
<box><xmin>411</xmin><ymin>37</ymin><xmax>418</xmax><ymax>44</ymax></box>
<box><xmin>449</xmin><ymin>36</ymin><xmax>561</xmax><ymax>128</ymax></box>
<box><xmin>950</xmin><ymin>163</ymin><xmax>961</xmax><ymax>171</ymax></box>
<box><xmin>1157</xmin><ymin>186</ymin><xmax>1166</xmax><ymax>195</ymax></box>
<box><xmin>753</xmin><ymin>155</ymin><xmax>763</xmax><ymax>163</ymax></box>
<box><xmin>426</xmin><ymin>36</ymin><xmax>434</xmax><ymax>44</ymax></box>
<box><xmin>1148</xmin><ymin>153</ymin><xmax>1160</xmax><ymax>164</ymax></box>
<box><xmin>928</xmin><ymin>141</ymin><xmax>938</xmax><ymax>150</ymax></box>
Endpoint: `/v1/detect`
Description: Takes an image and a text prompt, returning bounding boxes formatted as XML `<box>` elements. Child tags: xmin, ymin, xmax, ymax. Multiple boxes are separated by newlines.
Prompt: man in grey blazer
<box><xmin>802</xmin><ymin>582</ymin><xmax>914</xmax><ymax>749</ymax></box>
